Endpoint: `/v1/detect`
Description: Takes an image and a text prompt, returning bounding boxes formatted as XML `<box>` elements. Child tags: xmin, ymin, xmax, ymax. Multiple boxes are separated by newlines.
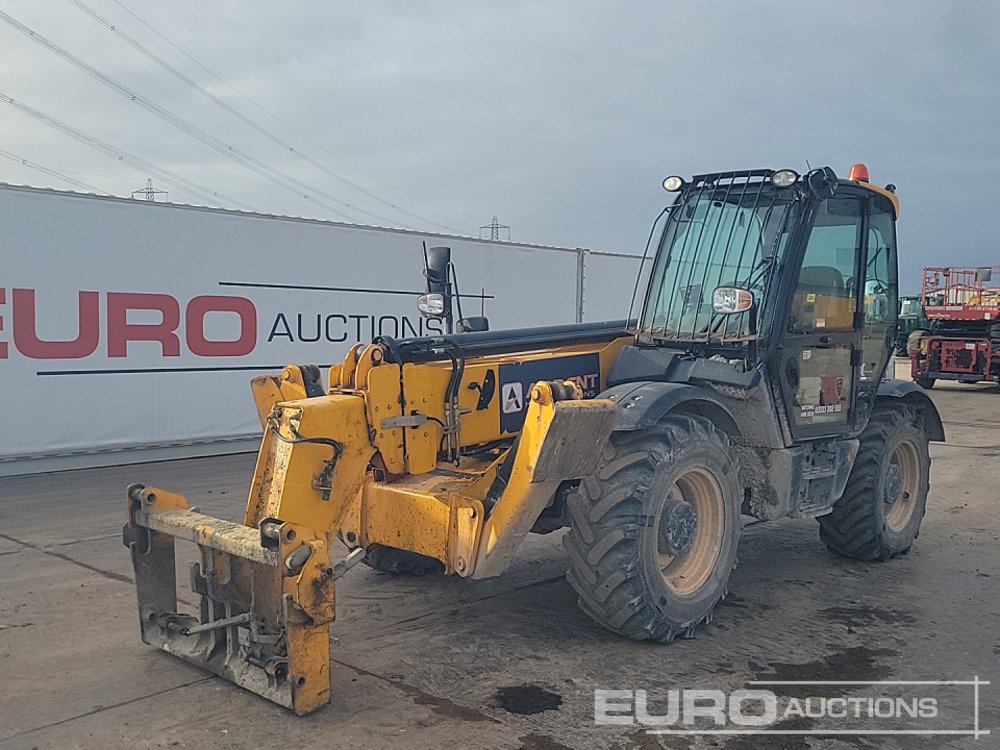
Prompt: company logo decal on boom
<box><xmin>498</xmin><ymin>353</ymin><xmax>601</xmax><ymax>433</ymax></box>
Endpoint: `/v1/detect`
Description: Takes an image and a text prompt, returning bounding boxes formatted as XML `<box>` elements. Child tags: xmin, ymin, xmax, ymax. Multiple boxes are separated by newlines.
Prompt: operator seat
<box><xmin>790</xmin><ymin>265</ymin><xmax>853</xmax><ymax>331</ymax></box>
<box><xmin>797</xmin><ymin>265</ymin><xmax>847</xmax><ymax>297</ymax></box>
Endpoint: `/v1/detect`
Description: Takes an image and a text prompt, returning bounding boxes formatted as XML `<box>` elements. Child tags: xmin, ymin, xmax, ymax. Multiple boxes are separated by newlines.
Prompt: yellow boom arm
<box><xmin>123</xmin><ymin>334</ymin><xmax>626</xmax><ymax>714</ymax></box>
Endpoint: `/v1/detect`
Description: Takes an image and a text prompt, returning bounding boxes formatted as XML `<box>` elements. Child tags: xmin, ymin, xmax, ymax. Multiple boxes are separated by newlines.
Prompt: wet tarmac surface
<box><xmin>1</xmin><ymin>362</ymin><xmax>996</xmax><ymax>749</ymax></box>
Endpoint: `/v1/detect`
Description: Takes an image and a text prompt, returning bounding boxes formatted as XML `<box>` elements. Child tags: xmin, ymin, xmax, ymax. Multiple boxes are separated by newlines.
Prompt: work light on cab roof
<box><xmin>663</xmin><ymin>169</ymin><xmax>801</xmax><ymax>191</ymax></box>
<box><xmin>770</xmin><ymin>169</ymin><xmax>799</xmax><ymax>188</ymax></box>
<box><xmin>662</xmin><ymin>175</ymin><xmax>684</xmax><ymax>192</ymax></box>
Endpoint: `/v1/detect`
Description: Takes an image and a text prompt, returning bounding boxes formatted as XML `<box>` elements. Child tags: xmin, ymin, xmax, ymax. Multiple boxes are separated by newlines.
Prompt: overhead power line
<box><xmin>0</xmin><ymin>147</ymin><xmax>108</xmax><ymax>194</ymax></box>
<box><xmin>0</xmin><ymin>92</ymin><xmax>257</xmax><ymax>210</ymax></box>
<box><xmin>112</xmin><ymin>0</ymin><xmax>481</xmax><ymax>223</ymax></box>
<box><xmin>48</xmin><ymin>168</ymin><xmax>139</xmax><ymax>179</ymax></box>
<box><xmin>0</xmin><ymin>10</ymin><xmax>396</xmax><ymax>226</ymax></box>
<box><xmin>68</xmin><ymin>0</ymin><xmax>464</xmax><ymax>233</ymax></box>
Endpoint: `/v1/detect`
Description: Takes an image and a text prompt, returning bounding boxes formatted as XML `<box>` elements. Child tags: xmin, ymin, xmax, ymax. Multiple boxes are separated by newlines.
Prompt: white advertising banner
<box><xmin>0</xmin><ymin>185</ymin><xmax>640</xmax><ymax>472</ymax></box>
<box><xmin>582</xmin><ymin>250</ymin><xmax>651</xmax><ymax>323</ymax></box>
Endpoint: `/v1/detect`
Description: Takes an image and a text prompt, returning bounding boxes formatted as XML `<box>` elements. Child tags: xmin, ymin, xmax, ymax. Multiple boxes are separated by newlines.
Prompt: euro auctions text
<box><xmin>595</xmin><ymin>678</ymin><xmax>990</xmax><ymax>739</ymax></box>
<box><xmin>0</xmin><ymin>287</ymin><xmax>443</xmax><ymax>361</ymax></box>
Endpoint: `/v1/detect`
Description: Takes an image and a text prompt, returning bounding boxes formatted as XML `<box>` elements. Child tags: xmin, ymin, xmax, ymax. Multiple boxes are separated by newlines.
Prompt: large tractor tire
<box><xmin>818</xmin><ymin>404</ymin><xmax>930</xmax><ymax>561</ymax></box>
<box><xmin>564</xmin><ymin>414</ymin><xmax>741</xmax><ymax>642</ymax></box>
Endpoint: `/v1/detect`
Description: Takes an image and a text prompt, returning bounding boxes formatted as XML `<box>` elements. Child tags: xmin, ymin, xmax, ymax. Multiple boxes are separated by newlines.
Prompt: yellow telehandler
<box><xmin>123</xmin><ymin>164</ymin><xmax>944</xmax><ymax>714</ymax></box>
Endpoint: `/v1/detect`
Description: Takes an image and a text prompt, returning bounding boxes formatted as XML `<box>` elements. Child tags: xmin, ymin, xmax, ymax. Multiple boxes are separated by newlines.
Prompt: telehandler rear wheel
<box><xmin>565</xmin><ymin>414</ymin><xmax>740</xmax><ymax>642</ymax></box>
<box><xmin>818</xmin><ymin>404</ymin><xmax>930</xmax><ymax>561</ymax></box>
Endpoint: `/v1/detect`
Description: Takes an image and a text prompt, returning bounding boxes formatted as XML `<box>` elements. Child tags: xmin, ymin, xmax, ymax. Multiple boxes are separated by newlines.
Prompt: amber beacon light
<box><xmin>849</xmin><ymin>162</ymin><xmax>870</xmax><ymax>182</ymax></box>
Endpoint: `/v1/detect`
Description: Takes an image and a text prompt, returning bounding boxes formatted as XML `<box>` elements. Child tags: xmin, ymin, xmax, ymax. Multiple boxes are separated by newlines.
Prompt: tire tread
<box><xmin>565</xmin><ymin>414</ymin><xmax>737</xmax><ymax>642</ymax></box>
<box><xmin>818</xmin><ymin>404</ymin><xmax>929</xmax><ymax>561</ymax></box>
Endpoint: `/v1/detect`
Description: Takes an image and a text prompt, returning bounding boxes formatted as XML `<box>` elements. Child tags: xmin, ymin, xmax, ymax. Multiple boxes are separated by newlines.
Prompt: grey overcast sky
<box><xmin>2</xmin><ymin>1</ymin><xmax>998</xmax><ymax>291</ymax></box>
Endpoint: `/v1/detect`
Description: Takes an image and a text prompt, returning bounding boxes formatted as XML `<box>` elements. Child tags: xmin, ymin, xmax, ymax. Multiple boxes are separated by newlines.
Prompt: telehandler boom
<box><xmin>124</xmin><ymin>164</ymin><xmax>943</xmax><ymax>714</ymax></box>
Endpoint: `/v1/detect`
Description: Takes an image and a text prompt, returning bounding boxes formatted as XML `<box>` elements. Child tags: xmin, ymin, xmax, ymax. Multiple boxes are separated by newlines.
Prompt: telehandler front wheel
<box><xmin>565</xmin><ymin>414</ymin><xmax>740</xmax><ymax>642</ymax></box>
<box><xmin>818</xmin><ymin>404</ymin><xmax>930</xmax><ymax>561</ymax></box>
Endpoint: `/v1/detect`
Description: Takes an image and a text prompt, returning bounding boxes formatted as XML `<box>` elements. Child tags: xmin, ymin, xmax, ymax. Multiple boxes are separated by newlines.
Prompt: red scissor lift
<box><xmin>910</xmin><ymin>266</ymin><xmax>1000</xmax><ymax>388</ymax></box>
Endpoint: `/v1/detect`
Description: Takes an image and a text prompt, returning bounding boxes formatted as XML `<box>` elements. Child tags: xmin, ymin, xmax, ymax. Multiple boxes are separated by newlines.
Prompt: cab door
<box><xmin>855</xmin><ymin>195</ymin><xmax>898</xmax><ymax>422</ymax></box>
<box><xmin>778</xmin><ymin>193</ymin><xmax>866</xmax><ymax>439</ymax></box>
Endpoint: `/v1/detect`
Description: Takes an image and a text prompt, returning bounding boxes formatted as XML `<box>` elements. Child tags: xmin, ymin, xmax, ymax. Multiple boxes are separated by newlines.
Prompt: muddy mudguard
<box><xmin>598</xmin><ymin>381</ymin><xmax>738</xmax><ymax>433</ymax></box>
<box><xmin>875</xmin><ymin>378</ymin><xmax>945</xmax><ymax>441</ymax></box>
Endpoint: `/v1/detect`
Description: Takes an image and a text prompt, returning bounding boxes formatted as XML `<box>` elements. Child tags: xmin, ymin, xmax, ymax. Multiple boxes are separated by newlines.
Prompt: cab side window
<box><xmin>864</xmin><ymin>206</ymin><xmax>895</xmax><ymax>324</ymax></box>
<box><xmin>789</xmin><ymin>197</ymin><xmax>863</xmax><ymax>333</ymax></box>
<box><xmin>860</xmin><ymin>199</ymin><xmax>897</xmax><ymax>381</ymax></box>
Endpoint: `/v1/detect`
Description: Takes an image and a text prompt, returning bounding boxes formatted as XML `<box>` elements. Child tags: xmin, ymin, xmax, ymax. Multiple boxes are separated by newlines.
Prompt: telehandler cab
<box><xmin>124</xmin><ymin>164</ymin><xmax>943</xmax><ymax>714</ymax></box>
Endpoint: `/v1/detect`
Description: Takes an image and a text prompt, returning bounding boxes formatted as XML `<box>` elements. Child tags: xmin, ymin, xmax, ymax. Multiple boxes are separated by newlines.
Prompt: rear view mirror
<box><xmin>457</xmin><ymin>316</ymin><xmax>490</xmax><ymax>332</ymax></box>
<box><xmin>712</xmin><ymin>286</ymin><xmax>754</xmax><ymax>314</ymax></box>
<box><xmin>419</xmin><ymin>244</ymin><xmax>489</xmax><ymax>334</ymax></box>
<box><xmin>425</xmin><ymin>246</ymin><xmax>451</xmax><ymax>294</ymax></box>
<box><xmin>976</xmin><ymin>268</ymin><xmax>992</xmax><ymax>283</ymax></box>
<box><xmin>806</xmin><ymin>167</ymin><xmax>839</xmax><ymax>200</ymax></box>
<box><xmin>420</xmin><ymin>245</ymin><xmax>454</xmax><ymax>327</ymax></box>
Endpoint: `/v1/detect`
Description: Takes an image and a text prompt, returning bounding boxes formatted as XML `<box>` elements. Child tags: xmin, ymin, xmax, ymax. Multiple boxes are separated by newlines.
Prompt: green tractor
<box><xmin>895</xmin><ymin>295</ymin><xmax>928</xmax><ymax>356</ymax></box>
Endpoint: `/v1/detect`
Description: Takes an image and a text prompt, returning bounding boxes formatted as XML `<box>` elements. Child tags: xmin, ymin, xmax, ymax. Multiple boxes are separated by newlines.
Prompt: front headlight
<box><xmin>417</xmin><ymin>293</ymin><xmax>445</xmax><ymax>316</ymax></box>
<box><xmin>712</xmin><ymin>286</ymin><xmax>754</xmax><ymax>314</ymax></box>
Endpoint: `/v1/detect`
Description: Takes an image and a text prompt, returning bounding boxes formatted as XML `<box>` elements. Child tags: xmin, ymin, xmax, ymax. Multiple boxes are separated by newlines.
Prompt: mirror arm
<box><xmin>450</xmin><ymin>262</ymin><xmax>465</xmax><ymax>323</ymax></box>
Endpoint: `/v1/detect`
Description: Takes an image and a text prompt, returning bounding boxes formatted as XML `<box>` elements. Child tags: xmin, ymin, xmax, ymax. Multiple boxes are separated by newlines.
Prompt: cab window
<box><xmin>788</xmin><ymin>197</ymin><xmax>862</xmax><ymax>333</ymax></box>
<box><xmin>859</xmin><ymin>198</ymin><xmax>897</xmax><ymax>381</ymax></box>
<box><xmin>863</xmin><ymin>205</ymin><xmax>895</xmax><ymax>324</ymax></box>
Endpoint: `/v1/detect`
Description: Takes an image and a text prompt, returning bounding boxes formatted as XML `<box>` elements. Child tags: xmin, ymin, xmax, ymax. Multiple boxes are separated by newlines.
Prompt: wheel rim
<box><xmin>884</xmin><ymin>440</ymin><xmax>920</xmax><ymax>532</ymax></box>
<box><xmin>656</xmin><ymin>468</ymin><xmax>725</xmax><ymax>596</ymax></box>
